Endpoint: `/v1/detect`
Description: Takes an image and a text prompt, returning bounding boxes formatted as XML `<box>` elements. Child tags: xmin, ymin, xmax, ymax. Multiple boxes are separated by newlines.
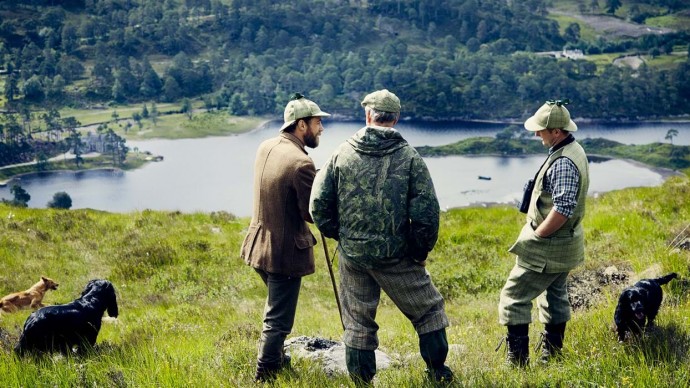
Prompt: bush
<box><xmin>47</xmin><ymin>191</ymin><xmax>72</xmax><ymax>209</ymax></box>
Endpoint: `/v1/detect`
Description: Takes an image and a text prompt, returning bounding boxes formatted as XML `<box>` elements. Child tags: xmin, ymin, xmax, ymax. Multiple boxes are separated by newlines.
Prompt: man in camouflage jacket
<box><xmin>310</xmin><ymin>89</ymin><xmax>453</xmax><ymax>385</ymax></box>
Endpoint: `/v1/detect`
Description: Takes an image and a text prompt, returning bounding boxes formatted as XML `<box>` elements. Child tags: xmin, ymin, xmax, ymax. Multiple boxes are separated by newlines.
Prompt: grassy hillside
<box><xmin>0</xmin><ymin>170</ymin><xmax>689</xmax><ymax>386</ymax></box>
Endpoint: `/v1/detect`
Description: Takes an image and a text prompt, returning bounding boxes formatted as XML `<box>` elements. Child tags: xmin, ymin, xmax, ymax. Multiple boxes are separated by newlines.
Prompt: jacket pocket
<box><xmin>240</xmin><ymin>223</ymin><xmax>261</xmax><ymax>259</ymax></box>
<box><xmin>508</xmin><ymin>222</ymin><xmax>550</xmax><ymax>271</ymax></box>
<box><xmin>294</xmin><ymin>232</ymin><xmax>317</xmax><ymax>250</ymax></box>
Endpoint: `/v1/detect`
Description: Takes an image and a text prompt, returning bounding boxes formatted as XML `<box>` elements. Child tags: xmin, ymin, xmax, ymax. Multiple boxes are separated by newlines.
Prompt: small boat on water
<box><xmin>478</xmin><ymin>176</ymin><xmax>492</xmax><ymax>181</ymax></box>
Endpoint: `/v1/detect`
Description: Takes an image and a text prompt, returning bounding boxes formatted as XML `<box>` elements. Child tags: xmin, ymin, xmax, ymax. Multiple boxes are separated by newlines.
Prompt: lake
<box><xmin>1</xmin><ymin>120</ymin><xmax>688</xmax><ymax>217</ymax></box>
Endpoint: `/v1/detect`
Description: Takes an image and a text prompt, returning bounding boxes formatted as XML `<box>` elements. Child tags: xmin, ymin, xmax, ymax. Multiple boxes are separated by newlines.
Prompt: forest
<box><xmin>0</xmin><ymin>0</ymin><xmax>689</xmax><ymax>122</ymax></box>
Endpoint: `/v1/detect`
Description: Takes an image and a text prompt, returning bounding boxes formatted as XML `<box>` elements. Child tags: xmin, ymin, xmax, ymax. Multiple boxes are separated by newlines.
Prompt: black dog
<box><xmin>614</xmin><ymin>272</ymin><xmax>677</xmax><ymax>342</ymax></box>
<box><xmin>15</xmin><ymin>279</ymin><xmax>119</xmax><ymax>355</ymax></box>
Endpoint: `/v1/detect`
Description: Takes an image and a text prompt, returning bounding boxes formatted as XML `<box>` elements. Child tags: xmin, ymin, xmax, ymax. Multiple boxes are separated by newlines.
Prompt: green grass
<box><xmin>646</xmin><ymin>14</ymin><xmax>690</xmax><ymax>31</ymax></box>
<box><xmin>60</xmin><ymin>102</ymin><xmax>185</xmax><ymax>127</ymax></box>
<box><xmin>643</xmin><ymin>51</ymin><xmax>690</xmax><ymax>70</ymax></box>
<box><xmin>119</xmin><ymin>111</ymin><xmax>265</xmax><ymax>140</ymax></box>
<box><xmin>0</xmin><ymin>167</ymin><xmax>688</xmax><ymax>386</ymax></box>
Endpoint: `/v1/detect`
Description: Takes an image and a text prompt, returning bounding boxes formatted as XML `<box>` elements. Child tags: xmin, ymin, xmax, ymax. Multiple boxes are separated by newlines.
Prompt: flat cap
<box><xmin>361</xmin><ymin>89</ymin><xmax>401</xmax><ymax>113</ymax></box>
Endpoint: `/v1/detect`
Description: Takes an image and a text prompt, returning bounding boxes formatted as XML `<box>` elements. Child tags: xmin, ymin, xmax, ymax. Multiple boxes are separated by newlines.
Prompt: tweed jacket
<box><xmin>240</xmin><ymin>132</ymin><xmax>317</xmax><ymax>277</ymax></box>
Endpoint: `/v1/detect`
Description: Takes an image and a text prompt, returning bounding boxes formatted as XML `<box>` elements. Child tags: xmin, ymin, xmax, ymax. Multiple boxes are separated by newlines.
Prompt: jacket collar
<box><xmin>549</xmin><ymin>133</ymin><xmax>575</xmax><ymax>155</ymax></box>
<box><xmin>280</xmin><ymin>131</ymin><xmax>307</xmax><ymax>154</ymax></box>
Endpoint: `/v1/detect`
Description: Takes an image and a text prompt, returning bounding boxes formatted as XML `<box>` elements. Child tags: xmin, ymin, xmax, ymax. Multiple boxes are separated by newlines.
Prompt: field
<box><xmin>117</xmin><ymin>111</ymin><xmax>266</xmax><ymax>140</ymax></box>
<box><xmin>0</xmin><ymin>167</ymin><xmax>688</xmax><ymax>386</ymax></box>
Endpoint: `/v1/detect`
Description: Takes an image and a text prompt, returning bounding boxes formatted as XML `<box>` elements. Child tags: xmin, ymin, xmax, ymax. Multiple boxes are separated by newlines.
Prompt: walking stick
<box><xmin>320</xmin><ymin>232</ymin><xmax>345</xmax><ymax>331</ymax></box>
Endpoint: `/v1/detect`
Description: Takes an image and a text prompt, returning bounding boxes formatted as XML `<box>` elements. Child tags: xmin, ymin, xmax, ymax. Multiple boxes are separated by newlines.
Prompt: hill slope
<box><xmin>1</xmin><ymin>0</ymin><xmax>689</xmax><ymax>120</ymax></box>
<box><xmin>0</xmin><ymin>169</ymin><xmax>688</xmax><ymax>386</ymax></box>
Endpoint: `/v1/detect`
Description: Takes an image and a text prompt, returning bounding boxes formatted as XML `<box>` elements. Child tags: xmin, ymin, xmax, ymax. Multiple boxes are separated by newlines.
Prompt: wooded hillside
<box><xmin>1</xmin><ymin>0</ymin><xmax>689</xmax><ymax>120</ymax></box>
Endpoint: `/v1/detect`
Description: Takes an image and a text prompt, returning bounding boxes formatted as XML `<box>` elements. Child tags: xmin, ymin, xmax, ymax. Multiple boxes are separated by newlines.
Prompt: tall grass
<box><xmin>0</xmin><ymin>171</ymin><xmax>688</xmax><ymax>387</ymax></box>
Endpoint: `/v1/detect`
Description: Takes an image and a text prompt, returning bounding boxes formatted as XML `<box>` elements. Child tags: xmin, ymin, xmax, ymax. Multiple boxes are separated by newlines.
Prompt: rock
<box><xmin>603</xmin><ymin>266</ymin><xmax>619</xmax><ymax>278</ymax></box>
<box><xmin>284</xmin><ymin>336</ymin><xmax>392</xmax><ymax>376</ymax></box>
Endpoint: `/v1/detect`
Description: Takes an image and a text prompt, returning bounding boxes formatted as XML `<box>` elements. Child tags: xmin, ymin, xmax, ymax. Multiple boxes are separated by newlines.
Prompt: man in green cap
<box><xmin>310</xmin><ymin>89</ymin><xmax>453</xmax><ymax>385</ymax></box>
<box><xmin>240</xmin><ymin>93</ymin><xmax>330</xmax><ymax>381</ymax></box>
<box><xmin>497</xmin><ymin>100</ymin><xmax>590</xmax><ymax>367</ymax></box>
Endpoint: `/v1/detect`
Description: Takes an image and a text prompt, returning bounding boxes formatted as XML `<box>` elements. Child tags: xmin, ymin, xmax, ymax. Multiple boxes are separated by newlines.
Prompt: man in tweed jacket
<box><xmin>498</xmin><ymin>100</ymin><xmax>590</xmax><ymax>367</ymax></box>
<box><xmin>240</xmin><ymin>94</ymin><xmax>329</xmax><ymax>381</ymax></box>
<box><xmin>310</xmin><ymin>90</ymin><xmax>453</xmax><ymax>385</ymax></box>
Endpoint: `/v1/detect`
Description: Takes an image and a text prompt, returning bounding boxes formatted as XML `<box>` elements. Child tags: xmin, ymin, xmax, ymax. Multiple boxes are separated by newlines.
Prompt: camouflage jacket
<box><xmin>309</xmin><ymin>126</ymin><xmax>440</xmax><ymax>269</ymax></box>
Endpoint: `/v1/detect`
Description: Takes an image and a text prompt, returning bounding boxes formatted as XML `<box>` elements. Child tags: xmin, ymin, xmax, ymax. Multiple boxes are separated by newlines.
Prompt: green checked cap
<box><xmin>280</xmin><ymin>93</ymin><xmax>330</xmax><ymax>132</ymax></box>
<box><xmin>524</xmin><ymin>99</ymin><xmax>577</xmax><ymax>132</ymax></box>
<box><xmin>361</xmin><ymin>89</ymin><xmax>401</xmax><ymax>113</ymax></box>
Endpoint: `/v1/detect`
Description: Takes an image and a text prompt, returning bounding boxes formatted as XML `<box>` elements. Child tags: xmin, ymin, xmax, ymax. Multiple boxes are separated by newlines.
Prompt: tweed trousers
<box><xmin>339</xmin><ymin>255</ymin><xmax>449</xmax><ymax>351</ymax></box>
<box><xmin>498</xmin><ymin>263</ymin><xmax>571</xmax><ymax>326</ymax></box>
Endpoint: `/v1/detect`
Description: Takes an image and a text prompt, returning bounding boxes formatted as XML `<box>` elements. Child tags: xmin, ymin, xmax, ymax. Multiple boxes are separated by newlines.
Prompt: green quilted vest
<box><xmin>508</xmin><ymin>140</ymin><xmax>590</xmax><ymax>273</ymax></box>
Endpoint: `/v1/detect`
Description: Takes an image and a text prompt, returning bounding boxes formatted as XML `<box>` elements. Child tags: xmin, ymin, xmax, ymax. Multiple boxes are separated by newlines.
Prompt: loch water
<box><xmin>0</xmin><ymin>120</ymin><xmax>687</xmax><ymax>216</ymax></box>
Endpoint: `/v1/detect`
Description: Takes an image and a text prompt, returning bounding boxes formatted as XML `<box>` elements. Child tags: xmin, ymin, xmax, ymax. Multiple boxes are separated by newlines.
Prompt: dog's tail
<box><xmin>655</xmin><ymin>272</ymin><xmax>678</xmax><ymax>286</ymax></box>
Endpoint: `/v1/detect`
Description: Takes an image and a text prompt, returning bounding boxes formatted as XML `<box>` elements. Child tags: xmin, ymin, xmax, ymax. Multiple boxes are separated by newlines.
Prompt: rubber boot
<box><xmin>254</xmin><ymin>363</ymin><xmax>281</xmax><ymax>382</ymax></box>
<box><xmin>539</xmin><ymin>322</ymin><xmax>566</xmax><ymax>363</ymax></box>
<box><xmin>419</xmin><ymin>328</ymin><xmax>454</xmax><ymax>384</ymax></box>
<box><xmin>506</xmin><ymin>324</ymin><xmax>529</xmax><ymax>367</ymax></box>
<box><xmin>345</xmin><ymin>346</ymin><xmax>376</xmax><ymax>386</ymax></box>
<box><xmin>254</xmin><ymin>344</ymin><xmax>291</xmax><ymax>382</ymax></box>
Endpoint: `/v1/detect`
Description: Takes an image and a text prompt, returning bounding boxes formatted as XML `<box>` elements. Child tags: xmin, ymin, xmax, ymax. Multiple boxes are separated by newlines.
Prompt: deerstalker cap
<box><xmin>361</xmin><ymin>89</ymin><xmax>401</xmax><ymax>113</ymax></box>
<box><xmin>280</xmin><ymin>93</ymin><xmax>330</xmax><ymax>132</ymax></box>
<box><xmin>524</xmin><ymin>99</ymin><xmax>577</xmax><ymax>132</ymax></box>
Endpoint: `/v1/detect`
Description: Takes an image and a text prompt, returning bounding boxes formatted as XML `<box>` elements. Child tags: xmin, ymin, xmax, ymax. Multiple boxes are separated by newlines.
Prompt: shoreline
<box><xmin>330</xmin><ymin>115</ymin><xmax>690</xmax><ymax>125</ymax></box>
<box><xmin>0</xmin><ymin>167</ymin><xmax>123</xmax><ymax>187</ymax></box>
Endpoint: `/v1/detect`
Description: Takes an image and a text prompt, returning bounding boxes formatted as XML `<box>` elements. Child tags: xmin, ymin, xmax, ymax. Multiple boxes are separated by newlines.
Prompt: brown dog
<box><xmin>0</xmin><ymin>277</ymin><xmax>59</xmax><ymax>313</ymax></box>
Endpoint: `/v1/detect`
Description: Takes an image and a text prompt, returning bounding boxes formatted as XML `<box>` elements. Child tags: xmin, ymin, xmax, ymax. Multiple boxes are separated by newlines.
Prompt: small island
<box><xmin>416</xmin><ymin>127</ymin><xmax>690</xmax><ymax>172</ymax></box>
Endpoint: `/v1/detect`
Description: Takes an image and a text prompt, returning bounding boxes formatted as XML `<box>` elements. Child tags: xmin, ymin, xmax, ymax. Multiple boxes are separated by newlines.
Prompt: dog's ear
<box><xmin>41</xmin><ymin>276</ymin><xmax>47</xmax><ymax>282</ymax></box>
<box><xmin>81</xmin><ymin>280</ymin><xmax>97</xmax><ymax>297</ymax></box>
<box><xmin>614</xmin><ymin>291</ymin><xmax>629</xmax><ymax>325</ymax></box>
<box><xmin>618</xmin><ymin>290</ymin><xmax>631</xmax><ymax>308</ymax></box>
<box><xmin>105</xmin><ymin>283</ymin><xmax>119</xmax><ymax>318</ymax></box>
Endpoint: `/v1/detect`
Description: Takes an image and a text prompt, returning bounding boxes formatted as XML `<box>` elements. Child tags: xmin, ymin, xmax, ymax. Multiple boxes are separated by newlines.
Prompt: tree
<box><xmin>139</xmin><ymin>59</ymin><xmax>163</xmax><ymax>98</ymax></box>
<box><xmin>182</xmin><ymin>98</ymin><xmax>193</xmax><ymax>120</ymax></box>
<box><xmin>132</xmin><ymin>112</ymin><xmax>143</xmax><ymax>129</ymax></box>
<box><xmin>42</xmin><ymin>109</ymin><xmax>63</xmax><ymax>141</ymax></box>
<box><xmin>162</xmin><ymin>76</ymin><xmax>182</xmax><ymax>102</ymax></box>
<box><xmin>67</xmin><ymin>130</ymin><xmax>84</xmax><ymax>167</ymax></box>
<box><xmin>150</xmin><ymin>103</ymin><xmax>159</xmax><ymax>126</ymax></box>
<box><xmin>3</xmin><ymin>66</ymin><xmax>18</xmax><ymax>103</ymax></box>
<box><xmin>1</xmin><ymin>113</ymin><xmax>24</xmax><ymax>143</ymax></box>
<box><xmin>104</xmin><ymin>129</ymin><xmax>129</xmax><ymax>165</ymax></box>
<box><xmin>9</xmin><ymin>184</ymin><xmax>30</xmax><ymax>207</ymax></box>
<box><xmin>47</xmin><ymin>192</ymin><xmax>72</xmax><ymax>209</ymax></box>
<box><xmin>605</xmin><ymin>0</ymin><xmax>621</xmax><ymax>14</ymax></box>
<box><xmin>665</xmin><ymin>128</ymin><xmax>678</xmax><ymax>145</ymax></box>
<box><xmin>22</xmin><ymin>75</ymin><xmax>45</xmax><ymax>101</ymax></box>
<box><xmin>564</xmin><ymin>23</ymin><xmax>581</xmax><ymax>43</ymax></box>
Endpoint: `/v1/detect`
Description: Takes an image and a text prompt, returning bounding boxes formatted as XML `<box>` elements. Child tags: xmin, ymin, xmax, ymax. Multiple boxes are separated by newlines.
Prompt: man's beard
<box><xmin>304</xmin><ymin>130</ymin><xmax>319</xmax><ymax>148</ymax></box>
